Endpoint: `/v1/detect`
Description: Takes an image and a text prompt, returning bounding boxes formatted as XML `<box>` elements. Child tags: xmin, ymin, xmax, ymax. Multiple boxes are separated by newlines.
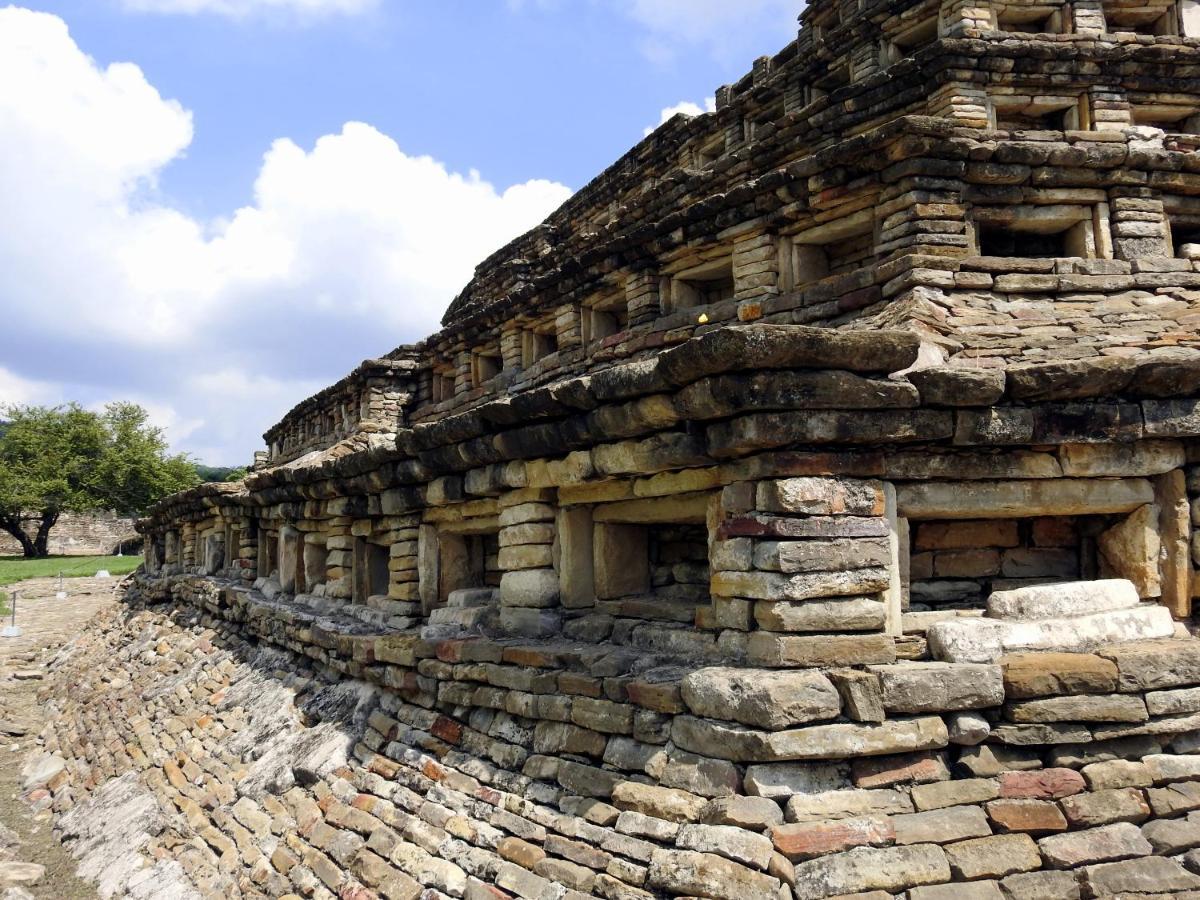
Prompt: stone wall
<box><xmin>0</xmin><ymin>510</ymin><xmax>138</xmax><ymax>558</ymax></box>
<box><xmin>30</xmin><ymin>572</ymin><xmax>1200</xmax><ymax>900</ymax></box>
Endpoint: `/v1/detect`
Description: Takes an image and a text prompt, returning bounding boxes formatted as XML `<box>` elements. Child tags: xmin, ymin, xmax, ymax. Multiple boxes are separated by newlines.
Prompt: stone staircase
<box><xmin>929</xmin><ymin>579</ymin><xmax>1180</xmax><ymax>663</ymax></box>
<box><xmin>421</xmin><ymin>587</ymin><xmax>499</xmax><ymax>639</ymax></box>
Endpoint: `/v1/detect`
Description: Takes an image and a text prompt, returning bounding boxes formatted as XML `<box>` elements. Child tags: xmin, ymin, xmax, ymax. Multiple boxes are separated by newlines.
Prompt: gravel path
<box><xmin>0</xmin><ymin>575</ymin><xmax>119</xmax><ymax>899</ymax></box>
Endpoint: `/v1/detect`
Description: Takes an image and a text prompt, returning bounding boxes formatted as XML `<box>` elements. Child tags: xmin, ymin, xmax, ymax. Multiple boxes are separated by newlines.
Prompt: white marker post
<box><xmin>56</xmin><ymin>572</ymin><xmax>66</xmax><ymax>600</ymax></box>
<box><xmin>2</xmin><ymin>591</ymin><xmax>21</xmax><ymax>638</ymax></box>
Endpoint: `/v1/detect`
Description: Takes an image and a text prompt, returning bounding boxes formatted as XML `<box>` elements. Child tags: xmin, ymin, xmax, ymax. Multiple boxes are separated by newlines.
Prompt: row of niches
<box><xmin>685</xmin><ymin>0</ymin><xmax>1199</xmax><ymax>175</ymax></box>
<box><xmin>418</xmin><ymin>193</ymin><xmax>1200</xmax><ymax>410</ymax></box>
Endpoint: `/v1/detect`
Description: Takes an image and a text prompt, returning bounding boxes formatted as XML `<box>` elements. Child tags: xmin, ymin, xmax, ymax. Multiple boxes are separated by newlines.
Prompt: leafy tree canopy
<box><xmin>0</xmin><ymin>402</ymin><xmax>200</xmax><ymax>558</ymax></box>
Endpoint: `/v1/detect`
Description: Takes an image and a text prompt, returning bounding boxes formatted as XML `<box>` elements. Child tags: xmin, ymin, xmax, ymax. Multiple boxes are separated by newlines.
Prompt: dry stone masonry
<box><xmin>41</xmin><ymin>0</ymin><xmax>1200</xmax><ymax>896</ymax></box>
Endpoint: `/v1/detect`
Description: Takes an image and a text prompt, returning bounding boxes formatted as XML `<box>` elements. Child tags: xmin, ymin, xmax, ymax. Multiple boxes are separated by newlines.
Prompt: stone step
<box><xmin>929</xmin><ymin>605</ymin><xmax>1176</xmax><ymax>663</ymax></box>
<box><xmin>447</xmin><ymin>588</ymin><xmax>499</xmax><ymax>609</ymax></box>
<box><xmin>986</xmin><ymin>579</ymin><xmax>1140</xmax><ymax>622</ymax></box>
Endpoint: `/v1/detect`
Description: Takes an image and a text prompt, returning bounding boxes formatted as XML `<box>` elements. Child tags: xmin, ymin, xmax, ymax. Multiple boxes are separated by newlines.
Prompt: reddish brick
<box><xmin>431</xmin><ymin>715</ymin><xmax>463</xmax><ymax>744</ymax></box>
<box><xmin>771</xmin><ymin>817</ymin><xmax>895</xmax><ymax>861</ymax></box>
<box><xmin>986</xmin><ymin>799</ymin><xmax>1069</xmax><ymax>834</ymax></box>
<box><xmin>999</xmin><ymin>768</ymin><xmax>1086</xmax><ymax>800</ymax></box>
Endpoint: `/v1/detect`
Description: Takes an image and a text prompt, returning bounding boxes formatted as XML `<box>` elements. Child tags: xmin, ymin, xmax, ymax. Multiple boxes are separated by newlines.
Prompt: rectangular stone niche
<box><xmin>436</xmin><ymin>528</ymin><xmax>500</xmax><ymax>606</ymax></box>
<box><xmin>353</xmin><ymin>538</ymin><xmax>391</xmax><ymax>603</ymax></box>
<box><xmin>909</xmin><ymin>515</ymin><xmax>1117</xmax><ymax>610</ymax></box>
<box><xmin>593</xmin><ymin>520</ymin><xmax>711</xmax><ymax>622</ymax></box>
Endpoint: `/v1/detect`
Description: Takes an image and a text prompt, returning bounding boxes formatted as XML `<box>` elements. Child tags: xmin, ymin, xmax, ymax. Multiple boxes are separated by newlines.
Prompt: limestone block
<box><xmin>912</xmin><ymin>779</ymin><xmax>1000</xmax><ymax>811</ymax></box>
<box><xmin>700</xmin><ymin>795</ymin><xmax>784</xmax><ymax>830</ymax></box>
<box><xmin>770</xmin><ymin>816</ymin><xmax>894</xmax><ymax>862</ymax></box>
<box><xmin>928</xmin><ymin>606</ymin><xmax>1176</xmax><ymax>663</ymax></box>
<box><xmin>756</xmin><ymin>478</ymin><xmax>884</xmax><ymax>516</ymax></box>
<box><xmin>985</xmin><ymin>799</ymin><xmax>1067</xmax><ymax>835</ymax></box>
<box><xmin>1001</xmin><ymin>652</ymin><xmax>1119</xmax><ymax>698</ymax></box>
<box><xmin>999</xmin><ymin>871</ymin><xmax>1080</xmax><ymax>900</ymax></box>
<box><xmin>754</xmin><ymin>597</ymin><xmax>887</xmax><ymax>633</ymax></box>
<box><xmin>872</xmin><ymin>662</ymin><xmax>1004</xmax><ymax>713</ymax></box>
<box><xmin>1080</xmin><ymin>856</ymin><xmax>1200</xmax><ymax>896</ymax></box>
<box><xmin>788</xmin><ymin>844</ymin><xmax>951</xmax><ymax>900</ymax></box>
<box><xmin>1097</xmin><ymin>640</ymin><xmax>1200</xmax><ymax>691</ymax></box>
<box><xmin>945</xmin><ymin>834</ymin><xmax>1041</xmax><ymax>880</ymax></box>
<box><xmin>1059</xmin><ymin>789</ymin><xmax>1151</xmax><ymax>829</ymax></box>
<box><xmin>676</xmin><ymin>824</ymin><xmax>774</xmax><ymax>870</ymax></box>
<box><xmin>1099</xmin><ymin>505</ymin><xmax>1162</xmax><ymax>598</ymax></box>
<box><xmin>1005</xmin><ymin>694</ymin><xmax>1149</xmax><ymax>724</ymax></box>
<box><xmin>498</xmin><ymin>607</ymin><xmax>561</xmax><ymax>638</ymax></box>
<box><xmin>680</xmin><ymin>667</ymin><xmax>841</xmax><ymax>730</ymax></box>
<box><xmin>827</xmin><ymin>670</ymin><xmax>885</xmax><ymax>723</ymax></box>
<box><xmin>986</xmin><ymin>579</ymin><xmax>1140</xmax><ymax>622</ymax></box>
<box><xmin>896</xmin><ymin>478</ymin><xmax>1155</xmax><ymax>520</ymax></box>
<box><xmin>746</xmin><ymin>633</ymin><xmax>896</xmax><ymax>668</ymax></box>
<box><xmin>498</xmin><ymin>569</ymin><xmax>559</xmax><ymax>609</ymax></box>
<box><xmin>948</xmin><ymin>712</ymin><xmax>991</xmax><ymax>746</ymax></box>
<box><xmin>891</xmin><ymin>805</ymin><xmax>992</xmax><ymax>845</ymax></box>
<box><xmin>713</xmin><ymin>568</ymin><xmax>891</xmax><ymax>601</ymax></box>
<box><xmin>647</xmin><ymin>849</ymin><xmax>781</xmax><ymax>899</ymax></box>
<box><xmin>742</xmin><ymin>762</ymin><xmax>851</xmax><ymax>799</ymax></box>
<box><xmin>593</xmin><ymin>523</ymin><xmax>649</xmax><ymax>600</ymax></box>
<box><xmin>753</xmin><ymin>537</ymin><xmax>891</xmax><ymax>574</ymax></box>
<box><xmin>785</xmin><ymin>788</ymin><xmax>913</xmax><ymax>824</ymax></box>
<box><xmin>1037</xmin><ymin>822</ymin><xmax>1152</xmax><ymax>869</ymax></box>
<box><xmin>1059</xmin><ymin>441</ymin><xmax>1185</xmax><ymax>477</ymax></box>
<box><xmin>906</xmin><ymin>367</ymin><xmax>1006</xmax><ymax>407</ymax></box>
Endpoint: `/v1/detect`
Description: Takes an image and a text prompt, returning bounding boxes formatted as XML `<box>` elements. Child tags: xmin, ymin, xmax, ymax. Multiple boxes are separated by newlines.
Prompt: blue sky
<box><xmin>0</xmin><ymin>0</ymin><xmax>799</xmax><ymax>463</ymax></box>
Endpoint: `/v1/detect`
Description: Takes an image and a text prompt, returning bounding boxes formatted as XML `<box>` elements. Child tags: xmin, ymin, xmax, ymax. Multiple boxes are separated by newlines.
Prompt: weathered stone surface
<box><xmin>1037</xmin><ymin>822</ymin><xmax>1152</xmax><ymax>868</ymax></box>
<box><xmin>676</xmin><ymin>824</ymin><xmax>774</xmax><ymax>870</ymax></box>
<box><xmin>786</xmin><ymin>788</ymin><xmax>913</xmax><ymax>823</ymax></box>
<box><xmin>680</xmin><ymin>667</ymin><xmax>841</xmax><ymax>730</ymax></box>
<box><xmin>827</xmin><ymin>670</ymin><xmax>885</xmax><ymax>724</ymax></box>
<box><xmin>742</xmin><ymin>761</ymin><xmax>851</xmax><ymax>799</ymax></box>
<box><xmin>896</xmin><ymin>479</ymin><xmax>1154</xmax><ymax>520</ymax></box>
<box><xmin>912</xmin><ymin>779</ymin><xmax>1000</xmax><ymax>811</ymax></box>
<box><xmin>1098</xmin><ymin>640</ymin><xmax>1200</xmax><ymax>691</ymax></box>
<box><xmin>944</xmin><ymin>834</ymin><xmax>1041</xmax><ymax>879</ymax></box>
<box><xmin>1098</xmin><ymin>505</ymin><xmax>1162</xmax><ymax>598</ymax></box>
<box><xmin>1146</xmin><ymin>686</ymin><xmax>1200</xmax><ymax>716</ymax></box>
<box><xmin>789</xmin><ymin>845</ymin><xmax>951</xmax><ymax>900</ymax></box>
<box><xmin>986</xmin><ymin>579</ymin><xmax>1139</xmax><ymax>621</ymax></box>
<box><xmin>1005</xmin><ymin>694</ymin><xmax>1149</xmax><ymax>724</ymax></box>
<box><xmin>999</xmin><ymin>769</ymin><xmax>1086</xmax><ymax>800</ymax></box>
<box><xmin>908</xmin><ymin>882</ymin><xmax>1004</xmax><ymax>900</ymax></box>
<box><xmin>892</xmin><ymin>805</ymin><xmax>992</xmax><ymax>845</ymax></box>
<box><xmin>851</xmin><ymin>751</ymin><xmax>949</xmax><ymax>789</ymax></box>
<box><xmin>998</xmin><ymin>869</ymin><xmax>1081</xmax><ymax>900</ymax></box>
<box><xmin>700</xmin><ymin>795</ymin><xmax>784</xmax><ymax>830</ymax></box>
<box><xmin>907</xmin><ymin>367</ymin><xmax>1006</xmax><ymax>407</ymax></box>
<box><xmin>611</xmin><ymin>783</ymin><xmax>706</xmax><ymax>823</ymax></box>
<box><xmin>713</xmin><ymin>568</ymin><xmax>891</xmax><ymax>602</ymax></box>
<box><xmin>1001</xmin><ymin>652</ymin><xmax>1119</xmax><ymax>699</ymax></box>
<box><xmin>872</xmin><ymin>662</ymin><xmax>1003</xmax><ymax>713</ymax></box>
<box><xmin>756</xmin><ymin>478</ymin><xmax>884</xmax><ymax>517</ymax></box>
<box><xmin>754</xmin><ymin>597</ymin><xmax>887</xmax><ymax>633</ymax></box>
<box><xmin>1059</xmin><ymin>788</ymin><xmax>1151</xmax><ymax>828</ymax></box>
<box><xmin>1058</xmin><ymin>441</ymin><xmax>1185</xmax><ymax>478</ymax></box>
<box><xmin>929</xmin><ymin>606</ymin><xmax>1176</xmax><ymax>663</ymax></box>
<box><xmin>753</xmin><ymin>537</ymin><xmax>891</xmax><ymax>574</ymax></box>
<box><xmin>1141</xmin><ymin>815</ymin><xmax>1200</xmax><ymax>854</ymax></box>
<box><xmin>1079</xmin><ymin>855</ymin><xmax>1200</xmax><ymax>895</ymax></box>
<box><xmin>985</xmin><ymin>799</ymin><xmax>1067</xmax><ymax>835</ymax></box>
<box><xmin>746</xmin><ymin>633</ymin><xmax>897</xmax><ymax>668</ymax></box>
<box><xmin>947</xmin><ymin>711</ymin><xmax>991</xmax><ymax>746</ymax></box>
<box><xmin>647</xmin><ymin>849</ymin><xmax>780</xmax><ymax>900</ymax></box>
<box><xmin>770</xmin><ymin>817</ymin><xmax>894</xmax><ymax>862</ymax></box>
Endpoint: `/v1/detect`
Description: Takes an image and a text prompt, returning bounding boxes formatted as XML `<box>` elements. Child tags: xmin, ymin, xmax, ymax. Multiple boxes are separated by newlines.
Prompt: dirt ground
<box><xmin>0</xmin><ymin>575</ymin><xmax>119</xmax><ymax>899</ymax></box>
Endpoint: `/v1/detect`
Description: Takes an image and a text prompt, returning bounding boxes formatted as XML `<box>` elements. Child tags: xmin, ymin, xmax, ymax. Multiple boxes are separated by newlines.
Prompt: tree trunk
<box><xmin>0</xmin><ymin>513</ymin><xmax>36</xmax><ymax>559</ymax></box>
<box><xmin>32</xmin><ymin>510</ymin><xmax>59</xmax><ymax>559</ymax></box>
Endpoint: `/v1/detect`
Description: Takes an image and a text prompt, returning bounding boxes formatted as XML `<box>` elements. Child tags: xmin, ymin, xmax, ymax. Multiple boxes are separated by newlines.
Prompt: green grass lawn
<box><xmin>0</xmin><ymin>554</ymin><xmax>141</xmax><ymax>587</ymax></box>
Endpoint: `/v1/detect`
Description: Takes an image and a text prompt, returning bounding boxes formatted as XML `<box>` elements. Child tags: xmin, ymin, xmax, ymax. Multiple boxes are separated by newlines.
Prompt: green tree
<box><xmin>0</xmin><ymin>403</ymin><xmax>200</xmax><ymax>558</ymax></box>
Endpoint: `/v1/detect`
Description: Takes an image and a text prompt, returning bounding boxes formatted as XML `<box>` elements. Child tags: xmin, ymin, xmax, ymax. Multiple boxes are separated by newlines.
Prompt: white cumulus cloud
<box><xmin>644</xmin><ymin>96</ymin><xmax>716</xmax><ymax>136</ymax></box>
<box><xmin>0</xmin><ymin>7</ymin><xmax>572</xmax><ymax>463</ymax></box>
<box><xmin>119</xmin><ymin>0</ymin><xmax>377</xmax><ymax>20</ymax></box>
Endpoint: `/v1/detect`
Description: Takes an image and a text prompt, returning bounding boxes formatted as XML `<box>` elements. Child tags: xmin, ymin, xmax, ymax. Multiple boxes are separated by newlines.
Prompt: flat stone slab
<box><xmin>929</xmin><ymin>606</ymin><xmax>1175</xmax><ymax>663</ymax></box>
<box><xmin>986</xmin><ymin>580</ymin><xmax>1139</xmax><ymax>622</ymax></box>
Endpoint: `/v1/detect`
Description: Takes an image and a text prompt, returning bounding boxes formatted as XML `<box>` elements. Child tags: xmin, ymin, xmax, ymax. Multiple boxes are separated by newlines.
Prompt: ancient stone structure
<box><xmin>36</xmin><ymin>0</ymin><xmax>1200</xmax><ymax>897</ymax></box>
<box><xmin>0</xmin><ymin>510</ymin><xmax>139</xmax><ymax>557</ymax></box>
